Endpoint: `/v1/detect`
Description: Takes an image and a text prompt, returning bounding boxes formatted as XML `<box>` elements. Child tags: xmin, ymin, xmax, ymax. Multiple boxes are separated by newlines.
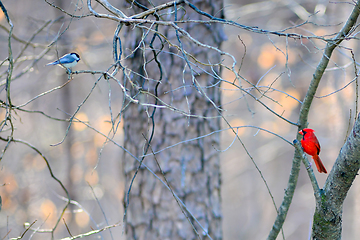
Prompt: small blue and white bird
<box><xmin>46</xmin><ymin>52</ymin><xmax>80</xmax><ymax>69</ymax></box>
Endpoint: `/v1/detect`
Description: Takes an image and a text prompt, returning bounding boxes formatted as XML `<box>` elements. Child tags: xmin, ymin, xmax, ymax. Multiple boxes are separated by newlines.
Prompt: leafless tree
<box><xmin>1</xmin><ymin>0</ymin><xmax>360</xmax><ymax>239</ymax></box>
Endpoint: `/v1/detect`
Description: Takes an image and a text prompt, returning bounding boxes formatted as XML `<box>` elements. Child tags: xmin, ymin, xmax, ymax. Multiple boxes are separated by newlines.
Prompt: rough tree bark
<box><xmin>313</xmin><ymin>113</ymin><xmax>360</xmax><ymax>239</ymax></box>
<box><xmin>122</xmin><ymin>0</ymin><xmax>225</xmax><ymax>239</ymax></box>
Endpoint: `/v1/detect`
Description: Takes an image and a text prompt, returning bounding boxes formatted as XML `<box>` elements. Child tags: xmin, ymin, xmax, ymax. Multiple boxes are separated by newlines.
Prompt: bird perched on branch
<box><xmin>299</xmin><ymin>128</ymin><xmax>327</xmax><ymax>173</ymax></box>
<box><xmin>46</xmin><ymin>52</ymin><xmax>80</xmax><ymax>70</ymax></box>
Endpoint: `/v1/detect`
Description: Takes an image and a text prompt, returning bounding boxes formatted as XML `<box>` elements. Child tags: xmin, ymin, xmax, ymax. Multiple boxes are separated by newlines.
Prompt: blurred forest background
<box><xmin>0</xmin><ymin>0</ymin><xmax>360</xmax><ymax>239</ymax></box>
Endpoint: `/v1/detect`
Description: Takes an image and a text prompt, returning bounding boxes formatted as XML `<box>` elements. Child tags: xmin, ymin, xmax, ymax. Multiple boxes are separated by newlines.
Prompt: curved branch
<box><xmin>293</xmin><ymin>140</ymin><xmax>321</xmax><ymax>200</ymax></box>
<box><xmin>0</xmin><ymin>137</ymin><xmax>71</xmax><ymax>237</ymax></box>
<box><xmin>96</xmin><ymin>0</ymin><xmax>128</xmax><ymax>18</ymax></box>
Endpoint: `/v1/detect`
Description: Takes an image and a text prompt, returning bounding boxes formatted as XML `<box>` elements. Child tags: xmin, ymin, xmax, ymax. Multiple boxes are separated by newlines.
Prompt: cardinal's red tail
<box><xmin>312</xmin><ymin>155</ymin><xmax>327</xmax><ymax>173</ymax></box>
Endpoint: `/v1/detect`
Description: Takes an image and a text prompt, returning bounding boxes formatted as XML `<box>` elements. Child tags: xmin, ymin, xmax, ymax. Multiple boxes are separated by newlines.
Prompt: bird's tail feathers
<box><xmin>312</xmin><ymin>155</ymin><xmax>327</xmax><ymax>174</ymax></box>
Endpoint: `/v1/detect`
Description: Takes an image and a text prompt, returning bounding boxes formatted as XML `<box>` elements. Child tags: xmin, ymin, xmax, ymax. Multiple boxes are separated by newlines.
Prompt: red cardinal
<box><xmin>299</xmin><ymin>128</ymin><xmax>327</xmax><ymax>173</ymax></box>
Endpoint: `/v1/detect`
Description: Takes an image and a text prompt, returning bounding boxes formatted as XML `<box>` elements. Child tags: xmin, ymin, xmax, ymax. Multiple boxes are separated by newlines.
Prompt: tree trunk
<box><xmin>312</xmin><ymin>113</ymin><xmax>360</xmax><ymax>239</ymax></box>
<box><xmin>122</xmin><ymin>0</ymin><xmax>225</xmax><ymax>239</ymax></box>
